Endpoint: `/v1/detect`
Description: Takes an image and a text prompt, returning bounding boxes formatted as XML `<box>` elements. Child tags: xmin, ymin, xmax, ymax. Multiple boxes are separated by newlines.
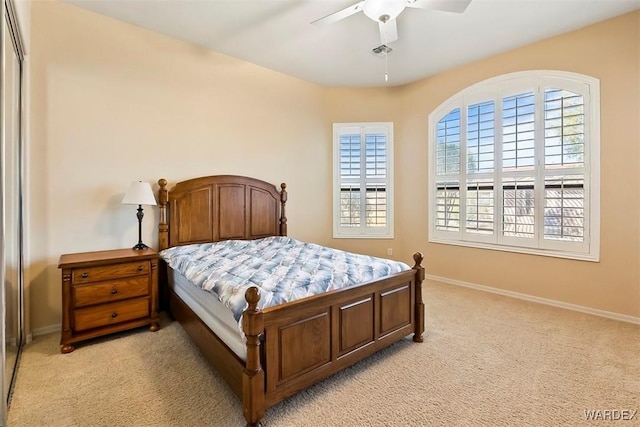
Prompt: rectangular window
<box><xmin>333</xmin><ymin>123</ymin><xmax>394</xmax><ymax>238</ymax></box>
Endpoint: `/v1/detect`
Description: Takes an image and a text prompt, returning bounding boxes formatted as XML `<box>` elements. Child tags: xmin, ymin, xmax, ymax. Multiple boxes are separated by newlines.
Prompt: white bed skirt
<box><xmin>167</xmin><ymin>267</ymin><xmax>247</xmax><ymax>360</ymax></box>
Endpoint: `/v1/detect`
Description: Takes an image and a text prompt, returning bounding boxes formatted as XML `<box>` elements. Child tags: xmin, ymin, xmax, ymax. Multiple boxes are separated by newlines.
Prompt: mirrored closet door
<box><xmin>1</xmin><ymin>0</ymin><xmax>24</xmax><ymax>423</ymax></box>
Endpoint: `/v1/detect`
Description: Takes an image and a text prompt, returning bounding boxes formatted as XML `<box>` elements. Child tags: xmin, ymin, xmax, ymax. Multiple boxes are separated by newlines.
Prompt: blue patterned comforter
<box><xmin>160</xmin><ymin>236</ymin><xmax>411</xmax><ymax>324</ymax></box>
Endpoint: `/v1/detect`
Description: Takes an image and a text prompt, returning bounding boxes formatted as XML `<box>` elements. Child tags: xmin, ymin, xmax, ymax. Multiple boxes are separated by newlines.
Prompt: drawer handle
<box><xmin>111</xmin><ymin>312</ymin><xmax>118</xmax><ymax>318</ymax></box>
<box><xmin>137</xmin><ymin>265</ymin><xmax>144</xmax><ymax>271</ymax></box>
<box><xmin>111</xmin><ymin>288</ymin><xmax>118</xmax><ymax>295</ymax></box>
<box><xmin>81</xmin><ymin>273</ymin><xmax>89</xmax><ymax>279</ymax></box>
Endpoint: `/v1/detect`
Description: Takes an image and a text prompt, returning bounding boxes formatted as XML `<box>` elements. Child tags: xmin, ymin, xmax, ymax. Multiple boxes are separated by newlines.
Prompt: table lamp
<box><xmin>122</xmin><ymin>181</ymin><xmax>157</xmax><ymax>250</ymax></box>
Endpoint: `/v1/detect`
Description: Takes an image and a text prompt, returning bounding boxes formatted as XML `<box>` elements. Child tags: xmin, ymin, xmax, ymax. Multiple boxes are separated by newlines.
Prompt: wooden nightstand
<box><xmin>58</xmin><ymin>248</ymin><xmax>160</xmax><ymax>353</ymax></box>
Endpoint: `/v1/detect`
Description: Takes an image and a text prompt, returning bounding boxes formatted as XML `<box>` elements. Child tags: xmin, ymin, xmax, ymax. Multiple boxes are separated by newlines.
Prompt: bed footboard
<box><xmin>240</xmin><ymin>253</ymin><xmax>425</xmax><ymax>425</ymax></box>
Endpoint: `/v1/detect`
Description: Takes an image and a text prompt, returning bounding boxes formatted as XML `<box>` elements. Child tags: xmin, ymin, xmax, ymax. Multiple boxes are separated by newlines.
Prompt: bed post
<box><xmin>158</xmin><ymin>179</ymin><xmax>169</xmax><ymax>251</ymax></box>
<box><xmin>412</xmin><ymin>252</ymin><xmax>425</xmax><ymax>343</ymax></box>
<box><xmin>279</xmin><ymin>183</ymin><xmax>288</xmax><ymax>236</ymax></box>
<box><xmin>242</xmin><ymin>287</ymin><xmax>265</xmax><ymax>427</ymax></box>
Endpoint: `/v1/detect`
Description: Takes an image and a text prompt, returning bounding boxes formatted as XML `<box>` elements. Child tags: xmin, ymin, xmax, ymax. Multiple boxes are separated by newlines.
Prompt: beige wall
<box><xmin>328</xmin><ymin>11</ymin><xmax>640</xmax><ymax>318</ymax></box>
<box><xmin>27</xmin><ymin>1</ymin><xmax>331</xmax><ymax>330</ymax></box>
<box><xmin>28</xmin><ymin>2</ymin><xmax>640</xmax><ymax>332</ymax></box>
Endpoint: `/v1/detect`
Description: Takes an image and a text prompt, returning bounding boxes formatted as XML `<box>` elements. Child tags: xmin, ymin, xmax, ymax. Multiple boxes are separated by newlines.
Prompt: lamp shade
<box><xmin>122</xmin><ymin>181</ymin><xmax>157</xmax><ymax>206</ymax></box>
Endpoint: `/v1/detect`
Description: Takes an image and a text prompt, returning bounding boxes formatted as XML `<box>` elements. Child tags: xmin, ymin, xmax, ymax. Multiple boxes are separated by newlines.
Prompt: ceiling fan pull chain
<box><xmin>382</xmin><ymin>27</ymin><xmax>389</xmax><ymax>83</ymax></box>
<box><xmin>385</xmin><ymin>51</ymin><xmax>389</xmax><ymax>83</ymax></box>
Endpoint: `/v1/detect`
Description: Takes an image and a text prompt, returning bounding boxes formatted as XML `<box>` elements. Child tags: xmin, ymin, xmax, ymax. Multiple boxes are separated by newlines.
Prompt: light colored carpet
<box><xmin>8</xmin><ymin>281</ymin><xmax>640</xmax><ymax>426</ymax></box>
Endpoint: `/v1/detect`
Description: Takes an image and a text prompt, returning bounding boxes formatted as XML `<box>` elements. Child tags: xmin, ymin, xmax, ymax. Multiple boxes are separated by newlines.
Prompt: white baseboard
<box><xmin>426</xmin><ymin>274</ymin><xmax>640</xmax><ymax>325</ymax></box>
<box><xmin>31</xmin><ymin>323</ymin><xmax>61</xmax><ymax>339</ymax></box>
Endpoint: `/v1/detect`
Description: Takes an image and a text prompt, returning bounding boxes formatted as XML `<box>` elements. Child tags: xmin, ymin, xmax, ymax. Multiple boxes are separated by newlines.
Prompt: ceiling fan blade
<box><xmin>379</xmin><ymin>19</ymin><xmax>398</xmax><ymax>45</ymax></box>
<box><xmin>405</xmin><ymin>0</ymin><xmax>472</xmax><ymax>13</ymax></box>
<box><xmin>312</xmin><ymin>1</ymin><xmax>366</xmax><ymax>25</ymax></box>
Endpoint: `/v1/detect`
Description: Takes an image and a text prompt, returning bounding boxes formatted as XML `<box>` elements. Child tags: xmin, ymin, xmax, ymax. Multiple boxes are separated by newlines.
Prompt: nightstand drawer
<box><xmin>73</xmin><ymin>298</ymin><xmax>150</xmax><ymax>332</ymax></box>
<box><xmin>72</xmin><ymin>277</ymin><xmax>149</xmax><ymax>307</ymax></box>
<box><xmin>72</xmin><ymin>260</ymin><xmax>150</xmax><ymax>284</ymax></box>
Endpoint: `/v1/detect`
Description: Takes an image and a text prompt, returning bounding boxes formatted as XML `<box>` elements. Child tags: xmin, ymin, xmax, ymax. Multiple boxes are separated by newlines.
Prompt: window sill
<box><xmin>428</xmin><ymin>237</ymin><xmax>599</xmax><ymax>262</ymax></box>
<box><xmin>333</xmin><ymin>234</ymin><xmax>394</xmax><ymax>239</ymax></box>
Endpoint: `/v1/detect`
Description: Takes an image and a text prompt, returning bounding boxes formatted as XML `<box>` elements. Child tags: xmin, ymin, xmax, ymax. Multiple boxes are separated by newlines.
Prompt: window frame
<box><xmin>428</xmin><ymin>71</ymin><xmax>600</xmax><ymax>261</ymax></box>
<box><xmin>333</xmin><ymin>122</ymin><xmax>394</xmax><ymax>239</ymax></box>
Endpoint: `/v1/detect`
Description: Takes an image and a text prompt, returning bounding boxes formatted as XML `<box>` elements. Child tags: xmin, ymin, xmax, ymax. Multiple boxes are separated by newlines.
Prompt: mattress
<box><xmin>167</xmin><ymin>266</ymin><xmax>247</xmax><ymax>360</ymax></box>
<box><xmin>161</xmin><ymin>236</ymin><xmax>411</xmax><ymax>324</ymax></box>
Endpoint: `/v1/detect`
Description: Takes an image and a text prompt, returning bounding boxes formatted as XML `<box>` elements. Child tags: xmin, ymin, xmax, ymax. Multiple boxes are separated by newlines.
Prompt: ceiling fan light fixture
<box><xmin>363</xmin><ymin>0</ymin><xmax>406</xmax><ymax>23</ymax></box>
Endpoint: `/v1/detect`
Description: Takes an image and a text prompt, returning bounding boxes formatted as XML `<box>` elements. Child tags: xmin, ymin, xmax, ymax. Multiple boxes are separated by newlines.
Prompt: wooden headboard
<box><xmin>157</xmin><ymin>175</ymin><xmax>287</xmax><ymax>251</ymax></box>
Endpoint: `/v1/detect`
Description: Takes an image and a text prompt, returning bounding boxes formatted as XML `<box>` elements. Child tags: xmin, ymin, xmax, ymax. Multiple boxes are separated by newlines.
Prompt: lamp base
<box><xmin>132</xmin><ymin>242</ymin><xmax>149</xmax><ymax>250</ymax></box>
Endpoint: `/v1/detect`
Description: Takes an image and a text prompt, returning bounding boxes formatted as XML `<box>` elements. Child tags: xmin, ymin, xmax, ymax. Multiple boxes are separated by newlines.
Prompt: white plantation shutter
<box><xmin>465</xmin><ymin>100</ymin><xmax>496</xmax><ymax>243</ymax></box>
<box><xmin>365</xmin><ymin>133</ymin><xmax>388</xmax><ymax>228</ymax></box>
<box><xmin>466</xmin><ymin>178</ymin><xmax>494</xmax><ymax>235</ymax></box>
<box><xmin>339</xmin><ymin>133</ymin><xmax>362</xmax><ymax>228</ymax></box>
<box><xmin>428</xmin><ymin>71</ymin><xmax>600</xmax><ymax>261</ymax></box>
<box><xmin>334</xmin><ymin>123</ymin><xmax>394</xmax><ymax>238</ymax></box>
<box><xmin>502</xmin><ymin>92</ymin><xmax>536</xmax><ymax>171</ymax></box>
<box><xmin>500</xmin><ymin>177</ymin><xmax>536</xmax><ymax>247</ymax></box>
<box><xmin>544</xmin><ymin>175</ymin><xmax>585</xmax><ymax>242</ymax></box>
<box><xmin>542</xmin><ymin>88</ymin><xmax>587</xmax><ymax>251</ymax></box>
<box><xmin>436</xmin><ymin>109</ymin><xmax>461</xmax><ymax>175</ymax></box>
<box><xmin>434</xmin><ymin>109</ymin><xmax>462</xmax><ymax>238</ymax></box>
<box><xmin>435</xmin><ymin>180</ymin><xmax>460</xmax><ymax>233</ymax></box>
<box><xmin>467</xmin><ymin>101</ymin><xmax>495</xmax><ymax>174</ymax></box>
<box><xmin>499</xmin><ymin>91</ymin><xmax>537</xmax><ymax>247</ymax></box>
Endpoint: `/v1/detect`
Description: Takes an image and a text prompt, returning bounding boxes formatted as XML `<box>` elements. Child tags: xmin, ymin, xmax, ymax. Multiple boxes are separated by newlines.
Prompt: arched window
<box><xmin>428</xmin><ymin>71</ymin><xmax>600</xmax><ymax>261</ymax></box>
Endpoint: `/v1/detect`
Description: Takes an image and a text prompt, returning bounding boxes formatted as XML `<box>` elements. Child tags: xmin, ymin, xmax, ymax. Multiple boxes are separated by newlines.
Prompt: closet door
<box><xmin>1</xmin><ymin>0</ymin><xmax>24</xmax><ymax>420</ymax></box>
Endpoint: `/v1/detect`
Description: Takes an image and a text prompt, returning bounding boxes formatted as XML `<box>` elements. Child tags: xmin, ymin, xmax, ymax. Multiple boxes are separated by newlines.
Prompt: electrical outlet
<box><xmin>387</xmin><ymin>248</ymin><xmax>393</xmax><ymax>256</ymax></box>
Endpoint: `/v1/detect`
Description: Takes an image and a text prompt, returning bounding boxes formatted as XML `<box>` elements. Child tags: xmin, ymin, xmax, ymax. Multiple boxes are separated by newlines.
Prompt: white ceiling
<box><xmin>61</xmin><ymin>0</ymin><xmax>640</xmax><ymax>87</ymax></box>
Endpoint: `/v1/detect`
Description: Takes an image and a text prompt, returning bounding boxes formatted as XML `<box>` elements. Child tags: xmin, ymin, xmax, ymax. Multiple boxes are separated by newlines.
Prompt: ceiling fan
<box><xmin>313</xmin><ymin>0</ymin><xmax>472</xmax><ymax>46</ymax></box>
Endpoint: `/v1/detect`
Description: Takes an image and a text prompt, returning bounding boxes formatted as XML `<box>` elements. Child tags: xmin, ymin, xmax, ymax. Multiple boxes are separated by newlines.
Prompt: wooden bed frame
<box><xmin>157</xmin><ymin>175</ymin><xmax>424</xmax><ymax>426</ymax></box>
